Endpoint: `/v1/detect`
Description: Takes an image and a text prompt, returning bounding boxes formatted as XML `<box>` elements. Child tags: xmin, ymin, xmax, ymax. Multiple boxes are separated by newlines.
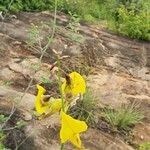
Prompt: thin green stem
<box><xmin>57</xmin><ymin>56</ymin><xmax>65</xmax><ymax>112</ymax></box>
<box><xmin>39</xmin><ymin>0</ymin><xmax>58</xmax><ymax>61</ymax></box>
<box><xmin>51</xmin><ymin>1</ymin><xmax>65</xmax><ymax>150</ymax></box>
<box><xmin>58</xmin><ymin>58</ymin><xmax>65</xmax><ymax>150</ymax></box>
<box><xmin>60</xmin><ymin>143</ymin><xmax>64</xmax><ymax>150</ymax></box>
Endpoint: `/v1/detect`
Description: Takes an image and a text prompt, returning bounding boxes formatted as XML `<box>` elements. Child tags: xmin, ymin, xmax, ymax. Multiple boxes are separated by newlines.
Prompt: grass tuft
<box><xmin>103</xmin><ymin>104</ymin><xmax>144</xmax><ymax>130</ymax></box>
<box><xmin>68</xmin><ymin>88</ymin><xmax>96</xmax><ymax>125</ymax></box>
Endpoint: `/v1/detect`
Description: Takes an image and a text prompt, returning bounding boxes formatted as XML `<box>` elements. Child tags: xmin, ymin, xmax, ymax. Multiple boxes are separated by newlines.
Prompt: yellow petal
<box><xmin>37</xmin><ymin>84</ymin><xmax>46</xmax><ymax>94</ymax></box>
<box><xmin>48</xmin><ymin>98</ymin><xmax>62</xmax><ymax>113</ymax></box>
<box><xmin>69</xmin><ymin>134</ymin><xmax>81</xmax><ymax>148</ymax></box>
<box><xmin>35</xmin><ymin>85</ymin><xmax>63</xmax><ymax>116</ymax></box>
<box><xmin>35</xmin><ymin>85</ymin><xmax>49</xmax><ymax>115</ymax></box>
<box><xmin>60</xmin><ymin>111</ymin><xmax>87</xmax><ymax>148</ymax></box>
<box><xmin>62</xmin><ymin>72</ymin><xmax>86</xmax><ymax>97</ymax></box>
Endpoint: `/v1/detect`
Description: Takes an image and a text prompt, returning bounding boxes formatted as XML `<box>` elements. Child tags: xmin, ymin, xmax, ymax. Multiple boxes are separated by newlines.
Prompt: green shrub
<box><xmin>0</xmin><ymin>0</ymin><xmax>149</xmax><ymax>40</ymax></box>
<box><xmin>139</xmin><ymin>142</ymin><xmax>150</xmax><ymax>150</ymax></box>
<box><xmin>0</xmin><ymin>143</ymin><xmax>11</xmax><ymax>150</ymax></box>
<box><xmin>0</xmin><ymin>0</ymin><xmax>54</xmax><ymax>12</ymax></box>
<box><xmin>113</xmin><ymin>5</ymin><xmax>150</xmax><ymax>40</ymax></box>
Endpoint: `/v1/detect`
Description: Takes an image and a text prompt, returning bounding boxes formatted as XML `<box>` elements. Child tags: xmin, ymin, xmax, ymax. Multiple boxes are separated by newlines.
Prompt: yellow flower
<box><xmin>35</xmin><ymin>84</ymin><xmax>48</xmax><ymax>115</ymax></box>
<box><xmin>61</xmin><ymin>72</ymin><xmax>86</xmax><ymax>98</ymax></box>
<box><xmin>60</xmin><ymin>111</ymin><xmax>88</xmax><ymax>148</ymax></box>
<box><xmin>48</xmin><ymin>97</ymin><xmax>62</xmax><ymax>114</ymax></box>
<box><xmin>35</xmin><ymin>85</ymin><xmax>62</xmax><ymax>116</ymax></box>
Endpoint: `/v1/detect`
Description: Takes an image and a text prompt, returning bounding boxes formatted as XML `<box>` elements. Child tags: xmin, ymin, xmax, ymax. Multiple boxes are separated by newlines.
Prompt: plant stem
<box><xmin>58</xmin><ymin>58</ymin><xmax>65</xmax><ymax>150</ymax></box>
<box><xmin>39</xmin><ymin>0</ymin><xmax>58</xmax><ymax>61</ymax></box>
<box><xmin>60</xmin><ymin>143</ymin><xmax>64</xmax><ymax>150</ymax></box>
<box><xmin>57</xmin><ymin>56</ymin><xmax>65</xmax><ymax>112</ymax></box>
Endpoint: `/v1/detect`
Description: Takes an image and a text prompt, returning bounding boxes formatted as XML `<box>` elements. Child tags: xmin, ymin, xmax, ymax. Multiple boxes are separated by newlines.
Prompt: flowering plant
<box><xmin>34</xmin><ymin>71</ymin><xmax>88</xmax><ymax>149</ymax></box>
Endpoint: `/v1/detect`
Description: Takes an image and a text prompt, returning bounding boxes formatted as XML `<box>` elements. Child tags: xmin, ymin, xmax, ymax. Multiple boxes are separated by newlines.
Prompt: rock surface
<box><xmin>0</xmin><ymin>12</ymin><xmax>150</xmax><ymax>150</ymax></box>
<box><xmin>133</xmin><ymin>123</ymin><xmax>150</xmax><ymax>146</ymax></box>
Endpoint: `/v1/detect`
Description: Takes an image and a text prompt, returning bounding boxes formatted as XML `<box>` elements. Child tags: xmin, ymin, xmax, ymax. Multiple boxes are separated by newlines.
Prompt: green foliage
<box><xmin>58</xmin><ymin>0</ymin><xmax>150</xmax><ymax>40</ymax></box>
<box><xmin>0</xmin><ymin>143</ymin><xmax>11</xmax><ymax>150</ymax></box>
<box><xmin>0</xmin><ymin>115</ymin><xmax>8</xmax><ymax>123</ymax></box>
<box><xmin>40</xmin><ymin>76</ymin><xmax>52</xmax><ymax>85</ymax></box>
<box><xmin>0</xmin><ymin>115</ymin><xmax>25</xmax><ymax>150</ymax></box>
<box><xmin>66</xmin><ymin>33</ymin><xmax>84</xmax><ymax>43</ymax></box>
<box><xmin>139</xmin><ymin>142</ymin><xmax>150</xmax><ymax>150</ymax></box>
<box><xmin>67</xmin><ymin>11</ymin><xmax>80</xmax><ymax>32</ymax></box>
<box><xmin>103</xmin><ymin>104</ymin><xmax>143</xmax><ymax>130</ymax></box>
<box><xmin>57</xmin><ymin>0</ymin><xmax>104</xmax><ymax>21</ymax></box>
<box><xmin>112</xmin><ymin>4</ymin><xmax>150</xmax><ymax>40</ymax></box>
<box><xmin>16</xmin><ymin>120</ymin><xmax>26</xmax><ymax>129</ymax></box>
<box><xmin>0</xmin><ymin>115</ymin><xmax>10</xmax><ymax>150</ymax></box>
<box><xmin>0</xmin><ymin>130</ymin><xmax>5</xmax><ymax>142</ymax></box>
<box><xmin>27</xmin><ymin>24</ymin><xmax>41</xmax><ymax>46</ymax></box>
<box><xmin>0</xmin><ymin>0</ymin><xmax>149</xmax><ymax>40</ymax></box>
<box><xmin>68</xmin><ymin>89</ymin><xmax>96</xmax><ymax>124</ymax></box>
<box><xmin>2</xmin><ymin>80</ymin><xmax>13</xmax><ymax>87</ymax></box>
<box><xmin>0</xmin><ymin>0</ymin><xmax>54</xmax><ymax>12</ymax></box>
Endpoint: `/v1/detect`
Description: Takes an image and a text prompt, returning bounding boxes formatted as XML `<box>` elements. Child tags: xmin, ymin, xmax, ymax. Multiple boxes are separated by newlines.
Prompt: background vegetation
<box><xmin>0</xmin><ymin>0</ymin><xmax>149</xmax><ymax>40</ymax></box>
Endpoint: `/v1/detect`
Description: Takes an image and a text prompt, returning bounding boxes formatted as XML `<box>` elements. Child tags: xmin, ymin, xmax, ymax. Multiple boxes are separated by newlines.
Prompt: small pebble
<box><xmin>23</xmin><ymin>113</ymin><xmax>32</xmax><ymax>121</ymax></box>
<box><xmin>140</xmin><ymin>135</ymin><xmax>144</xmax><ymax>140</ymax></box>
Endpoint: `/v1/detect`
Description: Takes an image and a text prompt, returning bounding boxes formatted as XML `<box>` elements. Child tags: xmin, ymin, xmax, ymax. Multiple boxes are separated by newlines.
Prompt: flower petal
<box><xmin>48</xmin><ymin>98</ymin><xmax>62</xmax><ymax>113</ymax></box>
<box><xmin>62</xmin><ymin>72</ymin><xmax>86</xmax><ymax>98</ymax></box>
<box><xmin>37</xmin><ymin>84</ymin><xmax>46</xmax><ymax>94</ymax></box>
<box><xmin>35</xmin><ymin>85</ymin><xmax>49</xmax><ymax>115</ymax></box>
<box><xmin>69</xmin><ymin>134</ymin><xmax>81</xmax><ymax>148</ymax></box>
<box><xmin>35</xmin><ymin>85</ymin><xmax>63</xmax><ymax>116</ymax></box>
<box><xmin>60</xmin><ymin>111</ymin><xmax>87</xmax><ymax>148</ymax></box>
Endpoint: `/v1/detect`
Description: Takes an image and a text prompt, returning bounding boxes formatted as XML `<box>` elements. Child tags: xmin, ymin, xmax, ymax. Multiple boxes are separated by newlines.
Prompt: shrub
<box><xmin>0</xmin><ymin>0</ymin><xmax>149</xmax><ymax>40</ymax></box>
<box><xmin>0</xmin><ymin>0</ymin><xmax>54</xmax><ymax>12</ymax></box>
<box><xmin>139</xmin><ymin>142</ymin><xmax>150</xmax><ymax>150</ymax></box>
<box><xmin>113</xmin><ymin>4</ymin><xmax>150</xmax><ymax>40</ymax></box>
<box><xmin>0</xmin><ymin>143</ymin><xmax>11</xmax><ymax>150</ymax></box>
